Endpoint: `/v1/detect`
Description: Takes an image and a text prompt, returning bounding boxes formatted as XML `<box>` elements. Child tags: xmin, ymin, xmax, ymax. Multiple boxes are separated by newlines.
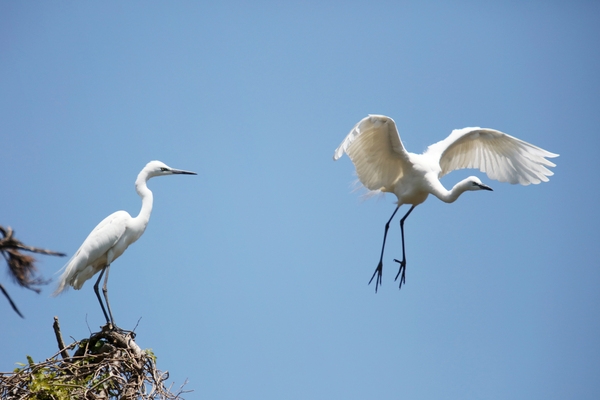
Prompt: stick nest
<box><xmin>0</xmin><ymin>319</ymin><xmax>189</xmax><ymax>399</ymax></box>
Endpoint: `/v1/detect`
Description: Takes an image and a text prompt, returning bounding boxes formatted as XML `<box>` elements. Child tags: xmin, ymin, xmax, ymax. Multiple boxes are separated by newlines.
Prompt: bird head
<box><xmin>143</xmin><ymin>161</ymin><xmax>197</xmax><ymax>179</ymax></box>
<box><xmin>464</xmin><ymin>176</ymin><xmax>493</xmax><ymax>192</ymax></box>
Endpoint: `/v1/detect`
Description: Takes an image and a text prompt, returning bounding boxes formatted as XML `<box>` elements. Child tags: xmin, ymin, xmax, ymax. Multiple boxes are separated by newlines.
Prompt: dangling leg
<box><xmin>394</xmin><ymin>205</ymin><xmax>416</xmax><ymax>289</ymax></box>
<box><xmin>101</xmin><ymin>264</ymin><xmax>116</xmax><ymax>328</ymax></box>
<box><xmin>369</xmin><ymin>205</ymin><xmax>400</xmax><ymax>292</ymax></box>
<box><xmin>93</xmin><ymin>267</ymin><xmax>111</xmax><ymax>325</ymax></box>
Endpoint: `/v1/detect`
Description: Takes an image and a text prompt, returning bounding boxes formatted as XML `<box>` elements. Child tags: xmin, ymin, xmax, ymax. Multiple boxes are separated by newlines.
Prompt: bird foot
<box><xmin>101</xmin><ymin>322</ymin><xmax>133</xmax><ymax>336</ymax></box>
<box><xmin>368</xmin><ymin>261</ymin><xmax>384</xmax><ymax>293</ymax></box>
<box><xmin>101</xmin><ymin>322</ymin><xmax>115</xmax><ymax>332</ymax></box>
<box><xmin>393</xmin><ymin>259</ymin><xmax>406</xmax><ymax>289</ymax></box>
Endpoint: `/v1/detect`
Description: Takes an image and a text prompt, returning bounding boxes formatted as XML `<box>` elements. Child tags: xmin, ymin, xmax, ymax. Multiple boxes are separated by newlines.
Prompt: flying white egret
<box><xmin>53</xmin><ymin>161</ymin><xmax>196</xmax><ymax>327</ymax></box>
<box><xmin>334</xmin><ymin>115</ymin><xmax>558</xmax><ymax>292</ymax></box>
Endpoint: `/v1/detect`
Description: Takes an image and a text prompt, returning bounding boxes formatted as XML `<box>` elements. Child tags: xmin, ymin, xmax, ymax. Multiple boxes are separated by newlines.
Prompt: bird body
<box><xmin>55</xmin><ymin>210</ymin><xmax>139</xmax><ymax>292</ymax></box>
<box><xmin>54</xmin><ymin>160</ymin><xmax>196</xmax><ymax>326</ymax></box>
<box><xmin>334</xmin><ymin>115</ymin><xmax>558</xmax><ymax>291</ymax></box>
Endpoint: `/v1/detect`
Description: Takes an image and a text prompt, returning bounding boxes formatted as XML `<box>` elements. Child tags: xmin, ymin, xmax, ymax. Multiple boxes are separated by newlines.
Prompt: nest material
<box><xmin>0</xmin><ymin>318</ymin><xmax>190</xmax><ymax>399</ymax></box>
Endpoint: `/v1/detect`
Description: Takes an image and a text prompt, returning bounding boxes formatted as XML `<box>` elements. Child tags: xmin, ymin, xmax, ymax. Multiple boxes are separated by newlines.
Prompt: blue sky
<box><xmin>1</xmin><ymin>2</ymin><xmax>599</xmax><ymax>399</ymax></box>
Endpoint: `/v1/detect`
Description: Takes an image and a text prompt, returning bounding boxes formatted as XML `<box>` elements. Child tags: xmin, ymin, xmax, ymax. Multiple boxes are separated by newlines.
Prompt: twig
<box><xmin>0</xmin><ymin>283</ymin><xmax>24</xmax><ymax>318</ymax></box>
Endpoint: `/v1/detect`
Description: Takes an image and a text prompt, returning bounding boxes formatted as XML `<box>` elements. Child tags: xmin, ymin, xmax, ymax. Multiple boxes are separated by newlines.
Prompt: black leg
<box><xmin>93</xmin><ymin>267</ymin><xmax>111</xmax><ymax>325</ymax></box>
<box><xmin>101</xmin><ymin>264</ymin><xmax>116</xmax><ymax>327</ymax></box>
<box><xmin>394</xmin><ymin>205</ymin><xmax>416</xmax><ymax>289</ymax></box>
<box><xmin>369</xmin><ymin>205</ymin><xmax>400</xmax><ymax>292</ymax></box>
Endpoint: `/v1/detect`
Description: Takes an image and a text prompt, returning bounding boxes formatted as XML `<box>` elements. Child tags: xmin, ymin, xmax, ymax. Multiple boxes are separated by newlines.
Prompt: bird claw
<box><xmin>369</xmin><ymin>261</ymin><xmax>383</xmax><ymax>293</ymax></box>
<box><xmin>393</xmin><ymin>259</ymin><xmax>406</xmax><ymax>289</ymax></box>
<box><xmin>101</xmin><ymin>321</ymin><xmax>132</xmax><ymax>335</ymax></box>
<box><xmin>101</xmin><ymin>322</ymin><xmax>117</xmax><ymax>332</ymax></box>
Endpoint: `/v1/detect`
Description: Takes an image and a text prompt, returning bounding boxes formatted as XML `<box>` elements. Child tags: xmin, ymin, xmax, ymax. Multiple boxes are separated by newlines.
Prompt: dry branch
<box><xmin>0</xmin><ymin>225</ymin><xmax>66</xmax><ymax>317</ymax></box>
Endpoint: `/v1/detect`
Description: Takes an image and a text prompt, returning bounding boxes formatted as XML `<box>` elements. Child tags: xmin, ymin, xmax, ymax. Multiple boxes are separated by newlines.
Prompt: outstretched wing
<box><xmin>425</xmin><ymin>127</ymin><xmax>558</xmax><ymax>185</ymax></box>
<box><xmin>333</xmin><ymin>115</ymin><xmax>411</xmax><ymax>191</ymax></box>
<box><xmin>54</xmin><ymin>211</ymin><xmax>130</xmax><ymax>294</ymax></box>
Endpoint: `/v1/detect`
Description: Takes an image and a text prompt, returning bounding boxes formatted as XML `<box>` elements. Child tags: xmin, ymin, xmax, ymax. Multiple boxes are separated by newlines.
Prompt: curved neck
<box><xmin>134</xmin><ymin>173</ymin><xmax>153</xmax><ymax>226</ymax></box>
<box><xmin>429</xmin><ymin>178</ymin><xmax>471</xmax><ymax>204</ymax></box>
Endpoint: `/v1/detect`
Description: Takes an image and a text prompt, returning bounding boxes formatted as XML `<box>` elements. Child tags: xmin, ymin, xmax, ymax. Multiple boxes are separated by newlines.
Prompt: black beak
<box><xmin>171</xmin><ymin>169</ymin><xmax>197</xmax><ymax>175</ymax></box>
<box><xmin>477</xmin><ymin>182</ymin><xmax>493</xmax><ymax>191</ymax></box>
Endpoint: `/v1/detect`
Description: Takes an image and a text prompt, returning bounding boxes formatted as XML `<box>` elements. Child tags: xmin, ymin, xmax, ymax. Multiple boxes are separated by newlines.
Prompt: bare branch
<box><xmin>0</xmin><ymin>225</ymin><xmax>66</xmax><ymax>316</ymax></box>
<box><xmin>0</xmin><ymin>283</ymin><xmax>24</xmax><ymax>318</ymax></box>
<box><xmin>0</xmin><ymin>226</ymin><xmax>66</xmax><ymax>257</ymax></box>
<box><xmin>53</xmin><ymin>316</ymin><xmax>70</xmax><ymax>360</ymax></box>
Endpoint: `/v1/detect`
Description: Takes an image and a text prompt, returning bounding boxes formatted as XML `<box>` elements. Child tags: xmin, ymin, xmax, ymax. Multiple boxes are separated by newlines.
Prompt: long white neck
<box><xmin>429</xmin><ymin>177</ymin><xmax>473</xmax><ymax>204</ymax></box>
<box><xmin>133</xmin><ymin>171</ymin><xmax>154</xmax><ymax>230</ymax></box>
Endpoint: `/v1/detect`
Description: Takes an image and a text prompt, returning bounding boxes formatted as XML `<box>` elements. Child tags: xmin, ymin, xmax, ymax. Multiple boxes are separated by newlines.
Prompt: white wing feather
<box><xmin>333</xmin><ymin>115</ymin><xmax>410</xmax><ymax>191</ymax></box>
<box><xmin>425</xmin><ymin>127</ymin><xmax>558</xmax><ymax>185</ymax></box>
<box><xmin>54</xmin><ymin>211</ymin><xmax>129</xmax><ymax>294</ymax></box>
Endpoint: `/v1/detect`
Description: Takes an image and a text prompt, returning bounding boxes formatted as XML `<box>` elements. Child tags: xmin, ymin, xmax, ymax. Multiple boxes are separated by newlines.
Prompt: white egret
<box><xmin>334</xmin><ymin>115</ymin><xmax>558</xmax><ymax>292</ymax></box>
<box><xmin>53</xmin><ymin>161</ymin><xmax>196</xmax><ymax>327</ymax></box>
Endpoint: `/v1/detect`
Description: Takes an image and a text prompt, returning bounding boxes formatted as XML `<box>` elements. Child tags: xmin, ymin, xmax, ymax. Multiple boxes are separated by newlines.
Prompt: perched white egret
<box><xmin>334</xmin><ymin>115</ymin><xmax>558</xmax><ymax>292</ymax></box>
<box><xmin>53</xmin><ymin>161</ymin><xmax>196</xmax><ymax>327</ymax></box>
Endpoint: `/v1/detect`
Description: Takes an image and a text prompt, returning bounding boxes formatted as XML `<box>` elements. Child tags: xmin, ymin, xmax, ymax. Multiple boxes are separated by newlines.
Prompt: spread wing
<box><xmin>333</xmin><ymin>115</ymin><xmax>411</xmax><ymax>191</ymax></box>
<box><xmin>54</xmin><ymin>211</ymin><xmax>130</xmax><ymax>294</ymax></box>
<box><xmin>425</xmin><ymin>127</ymin><xmax>558</xmax><ymax>185</ymax></box>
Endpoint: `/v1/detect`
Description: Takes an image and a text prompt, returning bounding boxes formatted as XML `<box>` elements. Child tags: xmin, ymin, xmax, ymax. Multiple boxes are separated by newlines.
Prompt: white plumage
<box><xmin>54</xmin><ymin>160</ymin><xmax>196</xmax><ymax>327</ymax></box>
<box><xmin>334</xmin><ymin>114</ymin><xmax>558</xmax><ymax>291</ymax></box>
<box><xmin>56</xmin><ymin>211</ymin><xmax>137</xmax><ymax>291</ymax></box>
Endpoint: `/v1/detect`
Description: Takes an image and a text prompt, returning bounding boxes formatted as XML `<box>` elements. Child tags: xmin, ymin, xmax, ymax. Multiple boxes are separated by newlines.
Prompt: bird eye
<box><xmin>160</xmin><ymin>167</ymin><xmax>168</xmax><ymax>172</ymax></box>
